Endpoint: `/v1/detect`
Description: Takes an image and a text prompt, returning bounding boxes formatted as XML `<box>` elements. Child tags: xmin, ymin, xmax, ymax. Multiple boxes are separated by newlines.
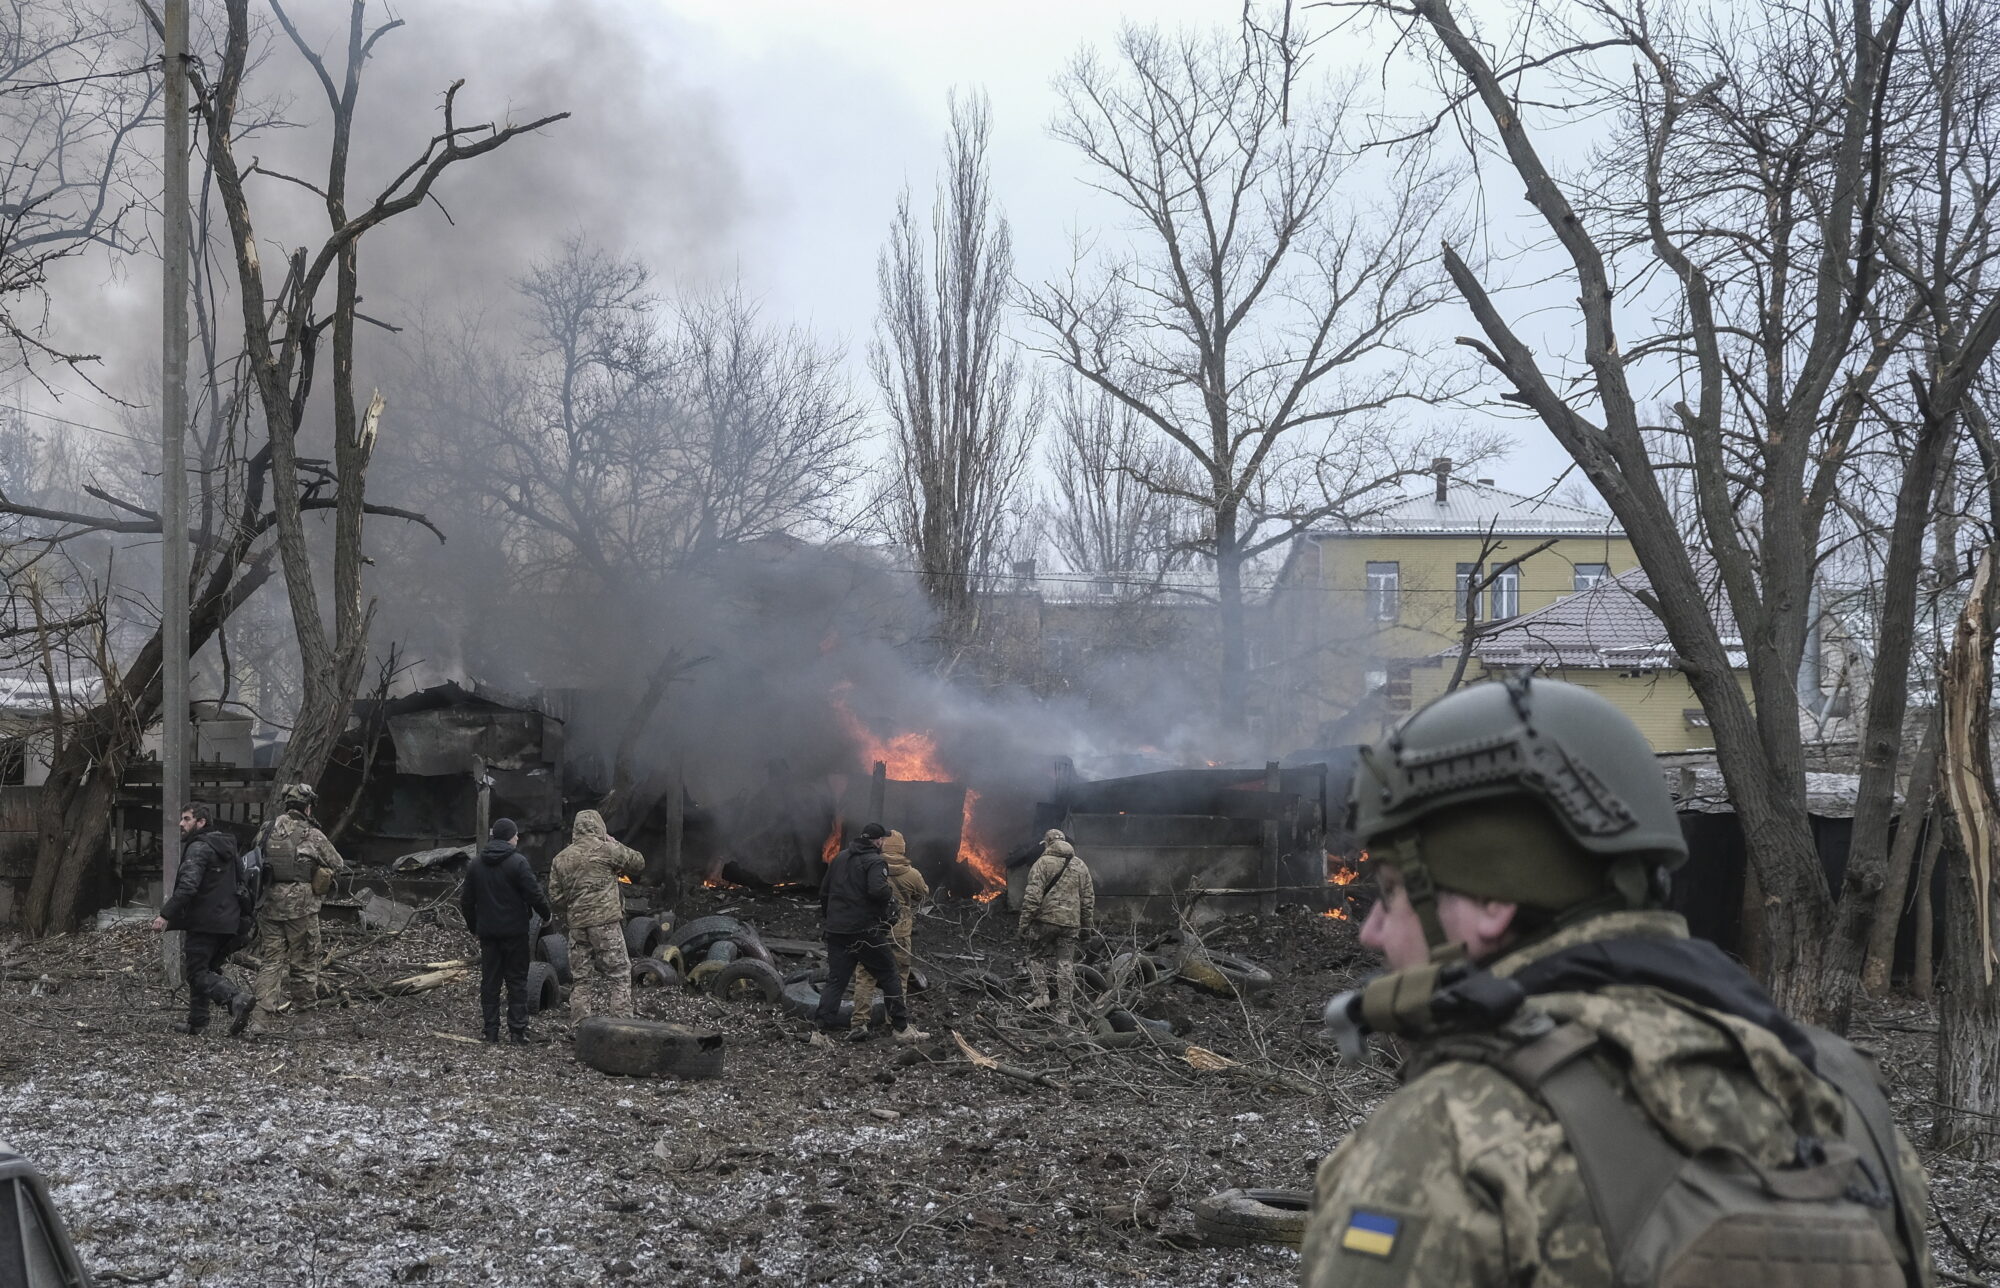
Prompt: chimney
<box><xmin>1476</xmin><ymin>478</ymin><xmax>1494</xmax><ymax>486</ymax></box>
<box><xmin>1432</xmin><ymin>457</ymin><xmax>1453</xmax><ymax>503</ymax></box>
<box><xmin>1012</xmin><ymin>558</ymin><xmax>1037</xmax><ymax>584</ymax></box>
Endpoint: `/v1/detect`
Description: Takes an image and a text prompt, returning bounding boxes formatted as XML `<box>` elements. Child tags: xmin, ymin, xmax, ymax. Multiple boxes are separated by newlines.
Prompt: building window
<box><xmin>1574</xmin><ymin>563</ymin><xmax>1609</xmax><ymax>592</ymax></box>
<box><xmin>1455</xmin><ymin>563</ymin><xmax>1481</xmax><ymax>621</ymax></box>
<box><xmin>1489</xmin><ymin>564</ymin><xmax>1520</xmax><ymax>620</ymax></box>
<box><xmin>1365</xmin><ymin>561</ymin><xmax>1400</xmax><ymax>621</ymax></box>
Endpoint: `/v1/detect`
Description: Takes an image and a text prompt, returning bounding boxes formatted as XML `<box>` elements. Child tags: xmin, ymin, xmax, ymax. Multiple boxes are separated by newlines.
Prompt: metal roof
<box><xmin>1313</xmin><ymin>477</ymin><xmax>1623</xmax><ymax>538</ymax></box>
<box><xmin>1435</xmin><ymin>564</ymin><xmax>1746</xmax><ymax>669</ymax></box>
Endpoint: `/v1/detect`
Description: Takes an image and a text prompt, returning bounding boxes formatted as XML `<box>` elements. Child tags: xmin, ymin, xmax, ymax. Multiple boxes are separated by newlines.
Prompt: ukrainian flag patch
<box><xmin>1340</xmin><ymin>1208</ymin><xmax>1400</xmax><ymax>1258</ymax></box>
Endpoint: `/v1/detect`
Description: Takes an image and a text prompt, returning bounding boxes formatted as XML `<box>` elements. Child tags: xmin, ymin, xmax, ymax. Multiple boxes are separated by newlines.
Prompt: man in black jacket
<box><xmin>812</xmin><ymin>822</ymin><xmax>927</xmax><ymax>1045</ymax></box>
<box><xmin>461</xmin><ymin>818</ymin><xmax>553</xmax><ymax>1043</ymax></box>
<box><xmin>150</xmin><ymin>803</ymin><xmax>254</xmax><ymax>1036</ymax></box>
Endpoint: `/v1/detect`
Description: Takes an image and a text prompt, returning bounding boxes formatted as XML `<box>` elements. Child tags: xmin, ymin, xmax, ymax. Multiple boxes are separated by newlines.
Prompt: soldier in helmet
<box><xmin>1017</xmin><ymin>828</ymin><xmax>1095</xmax><ymax>1021</ymax></box>
<box><xmin>1301</xmin><ymin>674</ymin><xmax>1933</xmax><ymax>1288</ymax></box>
<box><xmin>249</xmin><ymin>782</ymin><xmax>345</xmax><ymax>1034</ymax></box>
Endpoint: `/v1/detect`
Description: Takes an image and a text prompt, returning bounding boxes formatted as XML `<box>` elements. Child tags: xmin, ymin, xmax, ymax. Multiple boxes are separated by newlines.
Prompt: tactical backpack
<box><xmin>230</xmin><ymin>837</ymin><xmax>270</xmax><ymax>952</ymax></box>
<box><xmin>1430</xmin><ymin>1015</ymin><xmax>1928</xmax><ymax>1288</ymax></box>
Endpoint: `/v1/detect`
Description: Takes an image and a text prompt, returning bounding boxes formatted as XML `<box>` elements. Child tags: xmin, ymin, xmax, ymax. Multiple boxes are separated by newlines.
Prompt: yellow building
<box><xmin>1396</xmin><ymin>565</ymin><xmax>1752</xmax><ymax>752</ymax></box>
<box><xmin>1267</xmin><ymin>465</ymin><xmax>1661</xmax><ymax>747</ymax></box>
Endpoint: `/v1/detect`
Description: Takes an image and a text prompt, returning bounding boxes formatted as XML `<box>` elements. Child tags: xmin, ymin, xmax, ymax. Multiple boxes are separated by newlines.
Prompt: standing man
<box><xmin>813</xmin><ymin>822</ymin><xmax>927</xmax><ymax>1045</ymax></box>
<box><xmin>1301</xmin><ymin>675</ymin><xmax>1932</xmax><ymax>1287</ymax></box>
<box><xmin>548</xmin><ymin>809</ymin><xmax>644</xmax><ymax>1024</ymax></box>
<box><xmin>461</xmin><ymin>818</ymin><xmax>552</xmax><ymax>1044</ymax></box>
<box><xmin>151</xmin><ymin>802</ymin><xmax>254</xmax><ymax>1036</ymax></box>
<box><xmin>850</xmin><ymin>827</ymin><xmax>928</xmax><ymax>1037</ymax></box>
<box><xmin>250</xmin><ymin>782</ymin><xmax>344</xmax><ymax>1033</ymax></box>
<box><xmin>1017</xmin><ymin>828</ymin><xmax>1094</xmax><ymax>1021</ymax></box>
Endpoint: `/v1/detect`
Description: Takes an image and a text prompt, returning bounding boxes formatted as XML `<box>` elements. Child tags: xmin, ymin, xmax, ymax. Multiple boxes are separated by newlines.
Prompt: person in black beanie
<box><xmin>151</xmin><ymin>802</ymin><xmax>254</xmax><ymax>1036</ymax></box>
<box><xmin>460</xmin><ymin>818</ymin><xmax>552</xmax><ymax>1043</ymax></box>
<box><xmin>811</xmin><ymin>822</ymin><xmax>927</xmax><ymax>1045</ymax></box>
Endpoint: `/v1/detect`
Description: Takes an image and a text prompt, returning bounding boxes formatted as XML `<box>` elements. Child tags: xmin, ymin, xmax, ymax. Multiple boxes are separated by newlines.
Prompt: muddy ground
<box><xmin>2</xmin><ymin>889</ymin><xmax>1995</xmax><ymax>1287</ymax></box>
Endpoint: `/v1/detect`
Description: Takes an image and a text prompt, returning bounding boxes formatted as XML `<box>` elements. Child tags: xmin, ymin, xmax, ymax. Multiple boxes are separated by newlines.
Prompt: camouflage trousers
<box><xmin>1024</xmin><ymin>924</ymin><xmax>1079</xmax><ymax>1014</ymax></box>
<box><xmin>254</xmin><ymin>908</ymin><xmax>322</xmax><ymax>1018</ymax></box>
<box><xmin>569</xmin><ymin>920</ymin><xmax>632</xmax><ymax>1022</ymax></box>
<box><xmin>849</xmin><ymin>920</ymin><xmax>913</xmax><ymax>1030</ymax></box>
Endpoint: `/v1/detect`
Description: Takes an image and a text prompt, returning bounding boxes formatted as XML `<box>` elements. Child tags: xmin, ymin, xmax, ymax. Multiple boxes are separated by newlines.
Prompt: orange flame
<box><xmin>618</xmin><ymin>875</ymin><xmax>633</xmax><ymax>885</ymax></box>
<box><xmin>1321</xmin><ymin>908</ymin><xmax>1350</xmax><ymax>921</ymax></box>
<box><xmin>821</xmin><ymin>814</ymin><xmax>844</xmax><ymax>864</ymax></box>
<box><xmin>829</xmin><ymin>684</ymin><xmax>950</xmax><ymax>780</ymax></box>
<box><xmin>959</xmin><ymin>790</ymin><xmax>1004</xmax><ymax>901</ymax></box>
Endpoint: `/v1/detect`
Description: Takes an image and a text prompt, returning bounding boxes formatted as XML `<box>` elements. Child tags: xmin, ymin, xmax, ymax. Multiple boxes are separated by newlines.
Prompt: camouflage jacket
<box><xmin>882</xmin><ymin>831</ymin><xmax>928</xmax><ymax>935</ymax></box>
<box><xmin>1301</xmin><ymin>910</ymin><xmax>1934</xmax><ymax>1288</ymax></box>
<box><xmin>258</xmin><ymin>811</ymin><xmax>345</xmax><ymax>921</ymax></box>
<box><xmin>548</xmin><ymin>810</ymin><xmax>644</xmax><ymax>931</ymax></box>
<box><xmin>1019</xmin><ymin>841</ymin><xmax>1094</xmax><ymax>930</ymax></box>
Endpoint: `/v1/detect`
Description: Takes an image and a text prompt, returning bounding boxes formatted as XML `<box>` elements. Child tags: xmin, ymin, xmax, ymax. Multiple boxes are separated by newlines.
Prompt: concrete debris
<box><xmin>359</xmin><ymin>890</ymin><xmax>419</xmax><ymax>933</ymax></box>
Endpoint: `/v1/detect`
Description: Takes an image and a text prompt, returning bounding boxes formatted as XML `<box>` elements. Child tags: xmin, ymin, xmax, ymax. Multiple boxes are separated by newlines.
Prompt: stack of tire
<box><xmin>524</xmin><ymin>913</ymin><xmax>570</xmax><ymax>1015</ymax></box>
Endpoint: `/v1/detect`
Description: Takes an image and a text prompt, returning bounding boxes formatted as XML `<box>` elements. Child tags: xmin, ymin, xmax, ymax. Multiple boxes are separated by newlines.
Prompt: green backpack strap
<box><xmin>1801</xmin><ymin>1027</ymin><xmax>1931</xmax><ymax>1287</ymax></box>
<box><xmin>1498</xmin><ymin>1022</ymin><xmax>1685</xmax><ymax>1273</ymax></box>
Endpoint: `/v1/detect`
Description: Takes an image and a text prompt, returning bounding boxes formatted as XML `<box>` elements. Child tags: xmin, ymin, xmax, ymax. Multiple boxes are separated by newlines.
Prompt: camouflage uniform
<box><xmin>252</xmin><ymin>809</ymin><xmax>344</xmax><ymax>1022</ymax></box>
<box><xmin>1018</xmin><ymin>832</ymin><xmax>1094</xmax><ymax>1016</ymax></box>
<box><xmin>851</xmin><ymin>830</ymin><xmax>929</xmax><ymax>1030</ymax></box>
<box><xmin>1301</xmin><ymin>909</ymin><xmax>1935</xmax><ymax>1287</ymax></box>
<box><xmin>548</xmin><ymin>809</ymin><xmax>644</xmax><ymax>1022</ymax></box>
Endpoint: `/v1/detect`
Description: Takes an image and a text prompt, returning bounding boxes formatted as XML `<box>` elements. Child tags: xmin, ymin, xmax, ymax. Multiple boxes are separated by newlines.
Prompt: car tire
<box><xmin>622</xmin><ymin>916</ymin><xmax>662</xmax><ymax>960</ymax></box>
<box><xmin>709</xmin><ymin>958</ymin><xmax>785</xmax><ymax>1005</ymax></box>
<box><xmin>1178</xmin><ymin>951</ymin><xmax>1275</xmax><ymax>998</ymax></box>
<box><xmin>1191</xmin><ymin>1188</ymin><xmax>1311</xmax><ymax>1248</ymax></box>
<box><xmin>668</xmin><ymin>914</ymin><xmax>746</xmax><ymax>958</ymax></box>
<box><xmin>778</xmin><ymin>978</ymin><xmax>884</xmax><ymax>1025</ymax></box>
<box><xmin>573</xmin><ymin>1016</ymin><xmax>724</xmax><ymax>1080</ymax></box>
<box><xmin>1106</xmin><ymin>952</ymin><xmax>1161</xmax><ymax>988</ymax></box>
<box><xmin>539</xmin><ymin>933</ymin><xmax>574</xmax><ymax>986</ymax></box>
<box><xmin>630</xmin><ymin>957</ymin><xmax>679</xmax><ymax>989</ymax></box>
<box><xmin>525</xmin><ymin>961</ymin><xmax>562</xmax><ymax>1014</ymax></box>
<box><xmin>1074</xmin><ymin>963</ymin><xmax>1107</xmax><ymax>995</ymax></box>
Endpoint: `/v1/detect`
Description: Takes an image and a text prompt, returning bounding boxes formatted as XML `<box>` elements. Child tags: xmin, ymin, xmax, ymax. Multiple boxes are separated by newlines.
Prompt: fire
<box><xmin>828</xmin><ymin>683</ymin><xmax>951</xmax><ymax>779</ymax></box>
<box><xmin>618</xmin><ymin>875</ymin><xmax>633</xmax><ymax>885</ymax></box>
<box><xmin>1328</xmin><ymin>867</ymin><xmax>1359</xmax><ymax>886</ymax></box>
<box><xmin>1322</xmin><ymin>908</ymin><xmax>1351</xmax><ymax>921</ymax></box>
<box><xmin>821</xmin><ymin>814</ymin><xmax>844</xmax><ymax>864</ymax></box>
<box><xmin>958</xmin><ymin>790</ymin><xmax>1004</xmax><ymax>901</ymax></box>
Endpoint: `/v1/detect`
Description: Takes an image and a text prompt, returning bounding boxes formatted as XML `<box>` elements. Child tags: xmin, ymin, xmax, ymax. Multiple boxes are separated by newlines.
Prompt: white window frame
<box><xmin>1489</xmin><ymin>564</ymin><xmax>1520</xmax><ymax>621</ymax></box>
<box><xmin>1365</xmin><ymin>561</ymin><xmax>1400</xmax><ymax>622</ymax></box>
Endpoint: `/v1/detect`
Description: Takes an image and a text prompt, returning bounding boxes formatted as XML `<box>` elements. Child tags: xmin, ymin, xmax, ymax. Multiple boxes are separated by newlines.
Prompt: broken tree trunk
<box><xmin>1933</xmin><ymin>546</ymin><xmax>2000</xmax><ymax>1159</ymax></box>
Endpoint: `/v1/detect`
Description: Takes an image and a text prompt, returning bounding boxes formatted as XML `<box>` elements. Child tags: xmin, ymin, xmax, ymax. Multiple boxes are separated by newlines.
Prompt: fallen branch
<box><xmin>950</xmin><ymin>1029</ymin><xmax>1064</xmax><ymax>1090</ymax></box>
<box><xmin>383</xmin><ymin>967</ymin><xmax>468</xmax><ymax>995</ymax></box>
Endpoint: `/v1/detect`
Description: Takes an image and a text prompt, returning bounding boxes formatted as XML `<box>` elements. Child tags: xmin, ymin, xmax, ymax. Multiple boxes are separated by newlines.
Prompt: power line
<box><xmin>0</xmin><ymin>401</ymin><xmax>154</xmax><ymax>447</ymax></box>
<box><xmin>0</xmin><ymin>64</ymin><xmax>153</xmax><ymax>95</ymax></box>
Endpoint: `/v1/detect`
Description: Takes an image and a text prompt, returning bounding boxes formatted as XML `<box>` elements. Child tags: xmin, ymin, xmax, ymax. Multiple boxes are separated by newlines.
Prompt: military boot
<box><xmin>227</xmin><ymin>993</ymin><xmax>255</xmax><ymax>1037</ymax></box>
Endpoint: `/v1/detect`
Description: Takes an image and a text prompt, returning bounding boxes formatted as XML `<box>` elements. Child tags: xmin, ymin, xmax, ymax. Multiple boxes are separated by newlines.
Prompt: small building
<box><xmin>1267</xmin><ymin>461</ymin><xmax>1639</xmax><ymax>748</ymax></box>
<box><xmin>1396</xmin><ymin>564</ymin><xmax>1753</xmax><ymax>752</ymax></box>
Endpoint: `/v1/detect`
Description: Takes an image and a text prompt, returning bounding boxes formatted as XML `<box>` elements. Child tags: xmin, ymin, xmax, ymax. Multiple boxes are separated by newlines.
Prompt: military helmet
<box><xmin>279</xmin><ymin>782</ymin><xmax>317</xmax><ymax>810</ymax></box>
<box><xmin>1352</xmin><ymin>674</ymin><xmax>1686</xmax><ymax>948</ymax></box>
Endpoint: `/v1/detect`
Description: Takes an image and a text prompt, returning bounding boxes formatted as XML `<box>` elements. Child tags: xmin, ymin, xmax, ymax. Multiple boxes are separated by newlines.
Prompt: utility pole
<box><xmin>161</xmin><ymin>0</ymin><xmax>190</xmax><ymax>984</ymax></box>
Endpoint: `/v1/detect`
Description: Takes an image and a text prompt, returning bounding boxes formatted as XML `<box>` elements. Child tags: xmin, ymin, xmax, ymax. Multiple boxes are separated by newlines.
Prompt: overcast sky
<box><xmin>23</xmin><ymin>0</ymin><xmax>1580</xmax><ymax>499</ymax></box>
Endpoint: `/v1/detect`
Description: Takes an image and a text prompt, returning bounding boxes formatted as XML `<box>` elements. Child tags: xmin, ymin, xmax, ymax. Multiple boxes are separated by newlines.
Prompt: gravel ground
<box><xmin>2</xmin><ymin>889</ymin><xmax>1992</xmax><ymax>1287</ymax></box>
<box><xmin>0</xmin><ymin>891</ymin><xmax>1386</xmax><ymax>1287</ymax></box>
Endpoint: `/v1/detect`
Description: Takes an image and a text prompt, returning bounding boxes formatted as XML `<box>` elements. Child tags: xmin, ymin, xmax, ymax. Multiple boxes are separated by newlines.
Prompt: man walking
<box><xmin>250</xmin><ymin>783</ymin><xmax>344</xmax><ymax>1033</ymax></box>
<box><xmin>1017</xmin><ymin>828</ymin><xmax>1095</xmax><ymax>1021</ymax></box>
<box><xmin>151</xmin><ymin>803</ymin><xmax>254</xmax><ymax>1036</ymax></box>
<box><xmin>1301</xmin><ymin>675</ymin><xmax>1932</xmax><ymax>1287</ymax></box>
<box><xmin>813</xmin><ymin>823</ymin><xmax>927</xmax><ymax>1045</ymax></box>
<box><xmin>850</xmin><ymin>828</ymin><xmax>928</xmax><ymax>1037</ymax></box>
<box><xmin>461</xmin><ymin>818</ymin><xmax>552</xmax><ymax>1043</ymax></box>
<box><xmin>548</xmin><ymin>809</ymin><xmax>644</xmax><ymax>1024</ymax></box>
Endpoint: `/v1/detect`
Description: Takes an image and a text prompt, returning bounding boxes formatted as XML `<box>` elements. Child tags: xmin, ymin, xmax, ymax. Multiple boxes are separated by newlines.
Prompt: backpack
<box><xmin>1435</xmin><ymin>1016</ymin><xmax>1926</xmax><ymax>1288</ymax></box>
<box><xmin>230</xmin><ymin>825</ymin><xmax>273</xmax><ymax>951</ymax></box>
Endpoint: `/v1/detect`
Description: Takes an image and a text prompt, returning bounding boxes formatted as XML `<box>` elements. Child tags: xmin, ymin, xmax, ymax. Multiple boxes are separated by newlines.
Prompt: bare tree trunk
<box><xmin>1935</xmin><ymin>545</ymin><xmax>2000</xmax><ymax>1156</ymax></box>
<box><xmin>1913</xmin><ymin>824</ymin><xmax>1942</xmax><ymax>1002</ymax></box>
<box><xmin>1863</xmin><ymin>714</ymin><xmax>1941</xmax><ymax>996</ymax></box>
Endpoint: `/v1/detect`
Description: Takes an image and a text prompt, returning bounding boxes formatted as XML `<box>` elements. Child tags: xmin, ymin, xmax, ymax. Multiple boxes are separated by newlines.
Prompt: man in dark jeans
<box><xmin>812</xmin><ymin>822</ymin><xmax>929</xmax><ymax>1046</ymax></box>
<box><xmin>460</xmin><ymin>818</ymin><xmax>553</xmax><ymax>1043</ymax></box>
<box><xmin>150</xmin><ymin>803</ymin><xmax>254</xmax><ymax>1036</ymax></box>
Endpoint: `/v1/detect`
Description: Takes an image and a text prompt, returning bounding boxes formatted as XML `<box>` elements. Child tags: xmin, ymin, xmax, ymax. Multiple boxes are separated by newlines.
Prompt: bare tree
<box><xmin>1024</xmin><ymin>18</ymin><xmax>1480</xmax><ymax>732</ymax></box>
<box><xmin>873</xmin><ymin>91</ymin><xmax>1037</xmax><ymax>670</ymax></box>
<box><xmin>400</xmin><ymin>239</ymin><xmax>868</xmax><ymax>820</ymax></box>
<box><xmin>0</xmin><ymin>0</ymin><xmax>559</xmax><ymax>934</ymax></box>
<box><xmin>1044</xmin><ymin>370</ymin><xmax>1198</xmax><ymax>587</ymax></box>
<box><xmin>0</xmin><ymin>0</ymin><xmax>158</xmax><ymax>383</ymax></box>
<box><xmin>1338</xmin><ymin>0</ymin><xmax>2000</xmax><ymax>1024</ymax></box>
